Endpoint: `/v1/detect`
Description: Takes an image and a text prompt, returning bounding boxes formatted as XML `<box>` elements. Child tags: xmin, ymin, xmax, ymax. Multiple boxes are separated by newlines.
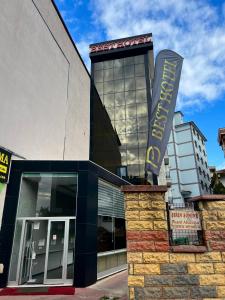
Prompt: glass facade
<box><xmin>93</xmin><ymin>54</ymin><xmax>149</xmax><ymax>182</ymax></box>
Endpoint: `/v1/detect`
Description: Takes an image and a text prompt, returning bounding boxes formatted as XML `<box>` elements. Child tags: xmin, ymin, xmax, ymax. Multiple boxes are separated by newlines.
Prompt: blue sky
<box><xmin>55</xmin><ymin>0</ymin><xmax>225</xmax><ymax>170</ymax></box>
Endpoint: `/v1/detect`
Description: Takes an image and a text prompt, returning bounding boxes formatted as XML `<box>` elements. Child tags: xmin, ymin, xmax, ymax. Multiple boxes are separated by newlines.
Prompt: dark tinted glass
<box><xmin>115</xmin><ymin>218</ymin><xmax>126</xmax><ymax>249</ymax></box>
<box><xmin>97</xmin><ymin>216</ymin><xmax>113</xmax><ymax>252</ymax></box>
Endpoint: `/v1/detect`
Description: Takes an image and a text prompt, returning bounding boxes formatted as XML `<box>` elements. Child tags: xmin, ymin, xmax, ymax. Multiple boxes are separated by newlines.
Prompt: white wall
<box><xmin>0</xmin><ymin>0</ymin><xmax>90</xmax><ymax>161</ymax></box>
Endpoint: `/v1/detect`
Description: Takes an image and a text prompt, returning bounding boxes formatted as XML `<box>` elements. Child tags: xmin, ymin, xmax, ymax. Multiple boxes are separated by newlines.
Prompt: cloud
<box><xmin>90</xmin><ymin>0</ymin><xmax>225</xmax><ymax>111</ymax></box>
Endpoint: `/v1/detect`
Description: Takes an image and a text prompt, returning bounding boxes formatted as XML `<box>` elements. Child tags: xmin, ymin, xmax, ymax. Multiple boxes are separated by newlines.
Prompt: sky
<box><xmin>55</xmin><ymin>0</ymin><xmax>225</xmax><ymax>170</ymax></box>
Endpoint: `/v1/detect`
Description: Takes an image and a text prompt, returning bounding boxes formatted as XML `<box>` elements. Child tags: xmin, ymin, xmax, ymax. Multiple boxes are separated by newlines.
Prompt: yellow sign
<box><xmin>0</xmin><ymin>148</ymin><xmax>11</xmax><ymax>184</ymax></box>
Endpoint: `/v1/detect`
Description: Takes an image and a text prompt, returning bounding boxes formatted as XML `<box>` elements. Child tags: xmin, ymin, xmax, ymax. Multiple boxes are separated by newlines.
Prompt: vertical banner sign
<box><xmin>0</xmin><ymin>148</ymin><xmax>12</xmax><ymax>184</ymax></box>
<box><xmin>146</xmin><ymin>50</ymin><xmax>183</xmax><ymax>175</ymax></box>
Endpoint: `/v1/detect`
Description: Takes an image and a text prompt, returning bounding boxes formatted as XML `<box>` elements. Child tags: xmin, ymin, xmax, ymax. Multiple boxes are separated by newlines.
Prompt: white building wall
<box><xmin>0</xmin><ymin>0</ymin><xmax>90</xmax><ymax>161</ymax></box>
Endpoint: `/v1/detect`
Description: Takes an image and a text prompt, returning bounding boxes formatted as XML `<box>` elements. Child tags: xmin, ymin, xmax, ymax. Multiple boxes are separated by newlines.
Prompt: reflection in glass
<box><xmin>126</xmin><ymin>133</ymin><xmax>138</xmax><ymax>145</ymax></box>
<box><xmin>114</xmin><ymin>80</ymin><xmax>124</xmax><ymax>92</ymax></box>
<box><xmin>47</xmin><ymin>221</ymin><xmax>65</xmax><ymax>280</ymax></box>
<box><xmin>138</xmin><ymin>132</ymin><xmax>148</xmax><ymax>147</ymax></box>
<box><xmin>104</xmin><ymin>60</ymin><xmax>113</xmax><ymax>69</ymax></box>
<box><xmin>125</xmin><ymin>78</ymin><xmax>135</xmax><ymax>91</ymax></box>
<box><xmin>127</xmin><ymin>149</ymin><xmax>139</xmax><ymax>164</ymax></box>
<box><xmin>97</xmin><ymin>216</ymin><xmax>113</xmax><ymax>252</ymax></box>
<box><xmin>125</xmin><ymin>91</ymin><xmax>135</xmax><ymax>105</ymax></box>
<box><xmin>115</xmin><ymin>120</ymin><xmax>126</xmax><ymax>134</ymax></box>
<box><xmin>134</xmin><ymin>55</ymin><xmax>144</xmax><ymax>64</ymax></box>
<box><xmin>126</xmin><ymin>104</ymin><xmax>137</xmax><ymax>119</ymax></box>
<box><xmin>95</xmin><ymin>61</ymin><xmax>103</xmax><ymax>70</ymax></box>
<box><xmin>124</xmin><ymin>56</ymin><xmax>134</xmax><ymax>65</ymax></box>
<box><xmin>137</xmin><ymin>103</ymin><xmax>148</xmax><ymax>117</ymax></box>
<box><xmin>139</xmin><ymin>148</ymin><xmax>147</xmax><ymax>163</ymax></box>
<box><xmin>105</xmin><ymin>107</ymin><xmax>114</xmax><ymax>121</ymax></box>
<box><xmin>96</xmin><ymin>82</ymin><xmax>103</xmax><ymax>95</ymax></box>
<box><xmin>67</xmin><ymin>219</ymin><xmax>75</xmax><ymax>279</ymax></box>
<box><xmin>94</xmin><ymin>70</ymin><xmax>103</xmax><ymax>82</ymax></box>
<box><xmin>124</xmin><ymin>65</ymin><xmax>134</xmax><ymax>78</ymax></box>
<box><xmin>115</xmin><ymin>106</ymin><xmax>125</xmax><ymax>120</ymax></box>
<box><xmin>115</xmin><ymin>92</ymin><xmax>125</xmax><ymax>106</ymax></box>
<box><xmin>115</xmin><ymin>219</ymin><xmax>126</xmax><ymax>249</ymax></box>
<box><xmin>104</xmin><ymin>68</ymin><xmax>113</xmax><ymax>81</ymax></box>
<box><xmin>136</xmin><ymin>89</ymin><xmax>147</xmax><ymax>103</ymax></box>
<box><xmin>114</xmin><ymin>67</ymin><xmax>124</xmax><ymax>80</ymax></box>
<box><xmin>104</xmin><ymin>93</ymin><xmax>114</xmax><ymax>108</ymax></box>
<box><xmin>114</xmin><ymin>58</ymin><xmax>124</xmax><ymax>67</ymax></box>
<box><xmin>136</xmin><ymin>77</ymin><xmax>146</xmax><ymax>89</ymax></box>
<box><xmin>127</xmin><ymin>164</ymin><xmax>140</xmax><ymax>176</ymax></box>
<box><xmin>138</xmin><ymin>117</ymin><xmax>148</xmax><ymax>132</ymax></box>
<box><xmin>104</xmin><ymin>81</ymin><xmax>114</xmax><ymax>94</ymax></box>
<box><xmin>126</xmin><ymin>118</ymin><xmax>137</xmax><ymax>134</ymax></box>
<box><xmin>135</xmin><ymin>64</ymin><xmax>145</xmax><ymax>77</ymax></box>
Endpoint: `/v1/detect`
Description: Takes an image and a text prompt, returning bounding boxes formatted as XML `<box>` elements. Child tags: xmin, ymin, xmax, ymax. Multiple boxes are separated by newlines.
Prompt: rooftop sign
<box><xmin>89</xmin><ymin>34</ymin><xmax>152</xmax><ymax>54</ymax></box>
<box><xmin>0</xmin><ymin>147</ymin><xmax>12</xmax><ymax>184</ymax></box>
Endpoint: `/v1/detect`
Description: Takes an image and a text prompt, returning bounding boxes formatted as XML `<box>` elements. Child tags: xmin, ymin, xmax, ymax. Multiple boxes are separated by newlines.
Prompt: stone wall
<box><xmin>122</xmin><ymin>186</ymin><xmax>225</xmax><ymax>300</ymax></box>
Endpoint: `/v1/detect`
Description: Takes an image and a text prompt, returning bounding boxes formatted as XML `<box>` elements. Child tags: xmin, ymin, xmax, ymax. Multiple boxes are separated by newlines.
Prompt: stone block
<box><xmin>160</xmin><ymin>263</ymin><xmax>187</xmax><ymax>274</ymax></box>
<box><xmin>202</xmin><ymin>210</ymin><xmax>218</xmax><ymax>220</ymax></box>
<box><xmin>145</xmin><ymin>275</ymin><xmax>173</xmax><ymax>286</ymax></box>
<box><xmin>155</xmin><ymin>241</ymin><xmax>169</xmax><ymax>251</ymax></box>
<box><xmin>127</xmin><ymin>220</ymin><xmax>153</xmax><ymax>230</ymax></box>
<box><xmin>128</xmin><ymin>275</ymin><xmax>144</xmax><ymax>287</ymax></box>
<box><xmin>188</xmin><ymin>263</ymin><xmax>214</xmax><ymax>274</ymax></box>
<box><xmin>210</xmin><ymin>241</ymin><xmax>225</xmax><ymax>251</ymax></box>
<box><xmin>134</xmin><ymin>263</ymin><xmax>160</xmax><ymax>275</ymax></box>
<box><xmin>126</xmin><ymin>193</ymin><xmax>139</xmax><ymax>200</ymax></box>
<box><xmin>127</xmin><ymin>231</ymin><xmax>140</xmax><ymax>240</ymax></box>
<box><xmin>125</xmin><ymin>210</ymin><xmax>140</xmax><ymax>220</ymax></box>
<box><xmin>141</xmin><ymin>230</ymin><xmax>168</xmax><ymax>241</ymax></box>
<box><xmin>151</xmin><ymin>201</ymin><xmax>166</xmax><ymax>210</ymax></box>
<box><xmin>129</xmin><ymin>263</ymin><xmax>134</xmax><ymax>275</ymax></box>
<box><xmin>205</xmin><ymin>230</ymin><xmax>225</xmax><ymax>240</ymax></box>
<box><xmin>199</xmin><ymin>274</ymin><xmax>225</xmax><ymax>285</ymax></box>
<box><xmin>129</xmin><ymin>287</ymin><xmax>135</xmax><ymax>300</ymax></box>
<box><xmin>214</xmin><ymin>263</ymin><xmax>225</xmax><ymax>273</ymax></box>
<box><xmin>127</xmin><ymin>252</ymin><xmax>143</xmax><ymax>263</ymax></box>
<box><xmin>207</xmin><ymin>221</ymin><xmax>225</xmax><ymax>230</ymax></box>
<box><xmin>218</xmin><ymin>211</ymin><xmax>225</xmax><ymax>219</ymax></box>
<box><xmin>143</xmin><ymin>252</ymin><xmax>169</xmax><ymax>263</ymax></box>
<box><xmin>153</xmin><ymin>220</ymin><xmax>168</xmax><ymax>230</ymax></box>
<box><xmin>206</xmin><ymin>201</ymin><xmax>225</xmax><ymax>210</ymax></box>
<box><xmin>173</xmin><ymin>275</ymin><xmax>199</xmax><ymax>285</ymax></box>
<box><xmin>217</xmin><ymin>286</ymin><xmax>225</xmax><ymax>297</ymax></box>
<box><xmin>196</xmin><ymin>252</ymin><xmax>222</xmax><ymax>262</ymax></box>
<box><xmin>134</xmin><ymin>287</ymin><xmax>144</xmax><ymax>300</ymax></box>
<box><xmin>128</xmin><ymin>241</ymin><xmax>155</xmax><ymax>251</ymax></box>
<box><xmin>140</xmin><ymin>210</ymin><xmax>165</xmax><ymax>220</ymax></box>
<box><xmin>190</xmin><ymin>286</ymin><xmax>217</xmax><ymax>298</ymax></box>
<box><xmin>126</xmin><ymin>201</ymin><xmax>139</xmax><ymax>210</ymax></box>
<box><xmin>139</xmin><ymin>200</ymin><xmax>151</xmax><ymax>209</ymax></box>
<box><xmin>170</xmin><ymin>253</ymin><xmax>195</xmax><ymax>263</ymax></box>
<box><xmin>144</xmin><ymin>287</ymin><xmax>162</xmax><ymax>298</ymax></box>
<box><xmin>163</xmin><ymin>287</ymin><xmax>190</xmax><ymax>299</ymax></box>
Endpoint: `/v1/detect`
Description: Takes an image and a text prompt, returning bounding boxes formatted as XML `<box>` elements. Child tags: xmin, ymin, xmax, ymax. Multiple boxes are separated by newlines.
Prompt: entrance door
<box><xmin>18</xmin><ymin>218</ymin><xmax>74</xmax><ymax>286</ymax></box>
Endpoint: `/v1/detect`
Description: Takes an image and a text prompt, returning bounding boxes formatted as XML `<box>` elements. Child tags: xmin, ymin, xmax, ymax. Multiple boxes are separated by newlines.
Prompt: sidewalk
<box><xmin>0</xmin><ymin>270</ymin><xmax>128</xmax><ymax>300</ymax></box>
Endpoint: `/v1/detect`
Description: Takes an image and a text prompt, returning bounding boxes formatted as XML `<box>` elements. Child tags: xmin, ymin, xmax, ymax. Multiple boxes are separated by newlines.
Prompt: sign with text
<box><xmin>169</xmin><ymin>210</ymin><xmax>202</xmax><ymax>231</ymax></box>
<box><xmin>0</xmin><ymin>148</ymin><xmax>12</xmax><ymax>184</ymax></box>
<box><xmin>146</xmin><ymin>50</ymin><xmax>183</xmax><ymax>175</ymax></box>
<box><xmin>89</xmin><ymin>34</ymin><xmax>152</xmax><ymax>53</ymax></box>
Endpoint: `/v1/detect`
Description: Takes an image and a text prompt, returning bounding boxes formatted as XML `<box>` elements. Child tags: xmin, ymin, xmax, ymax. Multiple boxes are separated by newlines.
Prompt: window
<box><xmin>203</xmin><ymin>170</ymin><xmax>206</xmax><ymax>178</ymax></box>
<box><xmin>203</xmin><ymin>150</ymin><xmax>206</xmax><ymax>156</ymax></box>
<box><xmin>199</xmin><ymin>167</ymin><xmax>202</xmax><ymax>175</ymax></box>
<box><xmin>205</xmin><ymin>184</ymin><xmax>208</xmax><ymax>192</ymax></box>
<box><xmin>207</xmin><ymin>174</ymin><xmax>210</xmax><ymax>181</ymax></box>
<box><xmin>196</xmin><ymin>153</ymin><xmax>199</xmax><ymax>161</ymax></box>
<box><xmin>193</xmin><ymin>128</ymin><xmax>196</xmax><ymax>135</ymax></box>
<box><xmin>199</xmin><ymin>145</ymin><xmax>202</xmax><ymax>152</ymax></box>
<box><xmin>194</xmin><ymin>141</ymin><xmax>197</xmax><ymax>148</ymax></box>
<box><xmin>200</xmin><ymin>158</ymin><xmax>203</xmax><ymax>165</ymax></box>
<box><xmin>201</xmin><ymin>180</ymin><xmax>204</xmax><ymax>190</ymax></box>
<box><xmin>205</xmin><ymin>162</ymin><xmax>208</xmax><ymax>168</ymax></box>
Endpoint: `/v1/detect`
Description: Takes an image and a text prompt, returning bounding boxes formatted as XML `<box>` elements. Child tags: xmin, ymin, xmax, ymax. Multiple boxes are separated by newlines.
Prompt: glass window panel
<box><xmin>104</xmin><ymin>68</ymin><xmax>114</xmax><ymax>81</ymax></box>
<box><xmin>138</xmin><ymin>132</ymin><xmax>148</xmax><ymax>147</ymax></box>
<box><xmin>137</xmin><ymin>117</ymin><xmax>148</xmax><ymax>132</ymax></box>
<box><xmin>124</xmin><ymin>56</ymin><xmax>134</xmax><ymax>65</ymax></box>
<box><xmin>104</xmin><ymin>93</ymin><xmax>114</xmax><ymax>108</ymax></box>
<box><xmin>96</xmin><ymin>82</ymin><xmax>103</xmax><ymax>95</ymax></box>
<box><xmin>126</xmin><ymin>104</ymin><xmax>137</xmax><ymax>119</ymax></box>
<box><xmin>136</xmin><ymin>77</ymin><xmax>146</xmax><ymax>89</ymax></box>
<box><xmin>94</xmin><ymin>62</ymin><xmax>103</xmax><ymax>70</ymax></box>
<box><xmin>115</xmin><ymin>92</ymin><xmax>125</xmax><ymax>106</ymax></box>
<box><xmin>97</xmin><ymin>215</ymin><xmax>114</xmax><ymax>252</ymax></box>
<box><xmin>127</xmin><ymin>148</ymin><xmax>139</xmax><ymax>164</ymax></box>
<box><xmin>137</xmin><ymin>103</ymin><xmax>148</xmax><ymax>117</ymax></box>
<box><xmin>104</xmin><ymin>60</ymin><xmax>113</xmax><ymax>69</ymax></box>
<box><xmin>119</xmin><ymin>134</ymin><xmax>127</xmax><ymax>147</ymax></box>
<box><xmin>125</xmin><ymin>78</ymin><xmax>135</xmax><ymax>91</ymax></box>
<box><xmin>135</xmin><ymin>64</ymin><xmax>145</xmax><ymax>77</ymax></box>
<box><xmin>136</xmin><ymin>89</ymin><xmax>147</xmax><ymax>103</ymax></box>
<box><xmin>104</xmin><ymin>81</ymin><xmax>114</xmax><ymax>94</ymax></box>
<box><xmin>134</xmin><ymin>55</ymin><xmax>144</xmax><ymax>64</ymax></box>
<box><xmin>139</xmin><ymin>147</ymin><xmax>147</xmax><ymax>163</ymax></box>
<box><xmin>114</xmin><ymin>80</ymin><xmax>124</xmax><ymax>92</ymax></box>
<box><xmin>114</xmin><ymin>58</ymin><xmax>124</xmax><ymax>67</ymax></box>
<box><xmin>127</xmin><ymin>164</ymin><xmax>140</xmax><ymax>177</ymax></box>
<box><xmin>124</xmin><ymin>65</ymin><xmax>134</xmax><ymax>78</ymax></box>
<box><xmin>105</xmin><ymin>107</ymin><xmax>114</xmax><ymax>121</ymax></box>
<box><xmin>126</xmin><ymin>133</ymin><xmax>138</xmax><ymax>146</ymax></box>
<box><xmin>94</xmin><ymin>70</ymin><xmax>103</xmax><ymax>82</ymax></box>
<box><xmin>125</xmin><ymin>91</ymin><xmax>135</xmax><ymax>105</ymax></box>
<box><xmin>17</xmin><ymin>173</ymin><xmax>77</xmax><ymax>218</ymax></box>
<box><xmin>115</xmin><ymin>105</ymin><xmax>125</xmax><ymax>120</ymax></box>
<box><xmin>120</xmin><ymin>150</ymin><xmax>127</xmax><ymax>165</ymax></box>
<box><xmin>115</xmin><ymin>120</ymin><xmax>126</xmax><ymax>134</ymax></box>
<box><xmin>67</xmin><ymin>219</ymin><xmax>75</xmax><ymax>279</ymax></box>
<box><xmin>114</xmin><ymin>67</ymin><xmax>124</xmax><ymax>80</ymax></box>
<box><xmin>115</xmin><ymin>218</ymin><xmax>126</xmax><ymax>250</ymax></box>
<box><xmin>126</xmin><ymin>118</ymin><xmax>137</xmax><ymax>134</ymax></box>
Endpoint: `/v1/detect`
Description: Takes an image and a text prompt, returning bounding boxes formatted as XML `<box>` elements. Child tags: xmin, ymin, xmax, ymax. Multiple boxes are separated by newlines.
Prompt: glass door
<box><xmin>44</xmin><ymin>220</ymin><xmax>69</xmax><ymax>284</ymax></box>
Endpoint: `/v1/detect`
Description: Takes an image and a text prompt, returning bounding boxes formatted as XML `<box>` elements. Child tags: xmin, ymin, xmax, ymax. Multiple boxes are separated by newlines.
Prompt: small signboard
<box><xmin>169</xmin><ymin>210</ymin><xmax>202</xmax><ymax>230</ymax></box>
<box><xmin>0</xmin><ymin>148</ymin><xmax>12</xmax><ymax>184</ymax></box>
